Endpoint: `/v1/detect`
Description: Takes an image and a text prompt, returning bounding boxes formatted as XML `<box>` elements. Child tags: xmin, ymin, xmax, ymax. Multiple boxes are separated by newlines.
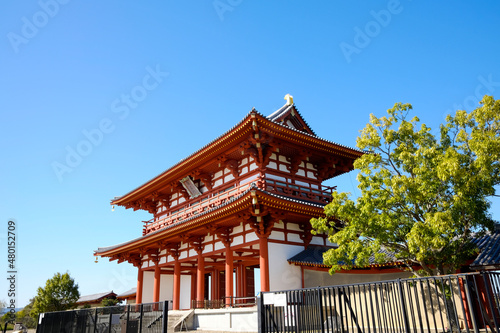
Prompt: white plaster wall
<box><xmin>179</xmin><ymin>251</ymin><xmax>188</xmax><ymax>260</ymax></box>
<box><xmin>279</xmin><ymin>164</ymin><xmax>289</xmax><ymax>172</ymax></box>
<box><xmin>180</xmin><ymin>275</ymin><xmax>191</xmax><ymax>310</ymax></box>
<box><xmin>269</xmin><ymin>231</ymin><xmax>285</xmax><ymax>241</ymax></box>
<box><xmin>240</xmin><ymin>173</ymin><xmax>258</xmax><ymax>184</ymax></box>
<box><xmin>203</xmin><ymin>243</ymin><xmax>213</xmax><ymax>253</ymax></box>
<box><xmin>160</xmin><ymin>274</ymin><xmax>173</xmax><ymax>303</ymax></box>
<box><xmin>278</xmin><ymin>155</ymin><xmax>288</xmax><ymax>162</ymax></box>
<box><xmin>246</xmin><ymin>232</ymin><xmax>258</xmax><ymax>242</ymax></box>
<box><xmin>288</xmin><ymin>233</ymin><xmax>302</xmax><ymax>243</ymax></box>
<box><xmin>142</xmin><ymin>271</ymin><xmax>154</xmax><ymax>303</ymax></box>
<box><xmin>287</xmin><ymin>223</ymin><xmax>301</xmax><ymax>231</ymax></box>
<box><xmin>233</xmin><ymin>235</ymin><xmax>243</xmax><ymax>245</ymax></box>
<box><xmin>141</xmin><ymin>273</ymin><xmax>191</xmax><ymax>309</ymax></box>
<box><xmin>233</xmin><ymin>223</ymin><xmax>243</xmax><ymax>234</ymax></box>
<box><xmin>268</xmin><ymin>243</ymin><xmax>303</xmax><ymax>292</ymax></box>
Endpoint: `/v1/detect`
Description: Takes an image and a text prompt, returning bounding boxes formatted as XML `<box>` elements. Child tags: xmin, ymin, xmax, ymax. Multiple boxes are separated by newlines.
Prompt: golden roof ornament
<box><xmin>284</xmin><ymin>94</ymin><xmax>294</xmax><ymax>106</ymax></box>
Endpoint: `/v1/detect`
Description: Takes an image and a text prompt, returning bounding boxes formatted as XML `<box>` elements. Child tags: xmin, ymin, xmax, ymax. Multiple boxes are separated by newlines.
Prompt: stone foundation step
<box><xmin>167</xmin><ymin>309</ymin><xmax>194</xmax><ymax>332</ymax></box>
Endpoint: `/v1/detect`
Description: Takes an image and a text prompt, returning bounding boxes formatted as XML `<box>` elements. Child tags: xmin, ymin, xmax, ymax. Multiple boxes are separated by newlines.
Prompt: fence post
<box><xmin>93</xmin><ymin>308</ymin><xmax>98</xmax><ymax>333</ymax></box>
<box><xmin>139</xmin><ymin>304</ymin><xmax>144</xmax><ymax>333</ymax></box>
<box><xmin>481</xmin><ymin>272</ymin><xmax>500</xmax><ymax>333</ymax></box>
<box><xmin>317</xmin><ymin>288</ymin><xmax>325</xmax><ymax>333</ymax></box>
<box><xmin>108</xmin><ymin>308</ymin><xmax>113</xmax><ymax>333</ymax></box>
<box><xmin>35</xmin><ymin>314</ymin><xmax>42</xmax><ymax>333</ymax></box>
<box><xmin>162</xmin><ymin>301</ymin><xmax>169</xmax><ymax>333</ymax></box>
<box><xmin>258</xmin><ymin>294</ymin><xmax>264</xmax><ymax>333</ymax></box>
<box><xmin>463</xmin><ymin>277</ymin><xmax>480</xmax><ymax>333</ymax></box>
<box><xmin>397</xmin><ymin>278</ymin><xmax>411</xmax><ymax>333</ymax></box>
<box><xmin>126</xmin><ymin>305</ymin><xmax>130</xmax><ymax>333</ymax></box>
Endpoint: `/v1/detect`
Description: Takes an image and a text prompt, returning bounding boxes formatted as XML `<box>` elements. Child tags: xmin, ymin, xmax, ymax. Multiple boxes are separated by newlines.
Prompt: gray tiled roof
<box><xmin>266</xmin><ymin>103</ymin><xmax>317</xmax><ymax>136</ymax></box>
<box><xmin>289</xmin><ymin>228</ymin><xmax>500</xmax><ymax>269</ymax></box>
<box><xmin>77</xmin><ymin>291</ymin><xmax>116</xmax><ymax>303</ymax></box>
<box><xmin>288</xmin><ymin>246</ymin><xmax>332</xmax><ymax>266</ymax></box>
<box><xmin>117</xmin><ymin>288</ymin><xmax>136</xmax><ymax>298</ymax></box>
<box><xmin>287</xmin><ymin>246</ymin><xmax>398</xmax><ymax>267</ymax></box>
<box><xmin>471</xmin><ymin>229</ymin><xmax>500</xmax><ymax>268</ymax></box>
<box><xmin>267</xmin><ymin>103</ymin><xmax>293</xmax><ymax>122</ymax></box>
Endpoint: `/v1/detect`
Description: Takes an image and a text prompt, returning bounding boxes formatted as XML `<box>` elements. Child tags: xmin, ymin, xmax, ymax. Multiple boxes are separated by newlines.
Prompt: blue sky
<box><xmin>1</xmin><ymin>1</ymin><xmax>499</xmax><ymax>308</ymax></box>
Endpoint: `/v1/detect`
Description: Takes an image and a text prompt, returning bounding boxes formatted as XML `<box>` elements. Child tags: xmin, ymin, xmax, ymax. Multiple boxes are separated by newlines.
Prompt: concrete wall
<box><xmin>194</xmin><ymin>307</ymin><xmax>257</xmax><ymax>332</ymax></box>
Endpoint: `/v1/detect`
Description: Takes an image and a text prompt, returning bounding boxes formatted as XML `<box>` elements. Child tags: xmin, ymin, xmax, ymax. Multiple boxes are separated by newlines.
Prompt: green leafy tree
<box><xmin>311</xmin><ymin>96</ymin><xmax>499</xmax><ymax>277</ymax></box>
<box><xmin>1</xmin><ymin>313</ymin><xmax>14</xmax><ymax>330</ymax></box>
<box><xmin>30</xmin><ymin>273</ymin><xmax>80</xmax><ymax>319</ymax></box>
<box><xmin>16</xmin><ymin>299</ymin><xmax>36</xmax><ymax>329</ymax></box>
<box><xmin>101</xmin><ymin>297</ymin><xmax>121</xmax><ymax>307</ymax></box>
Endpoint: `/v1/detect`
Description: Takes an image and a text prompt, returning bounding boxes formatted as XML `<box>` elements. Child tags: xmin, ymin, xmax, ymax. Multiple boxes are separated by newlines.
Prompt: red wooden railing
<box><xmin>142</xmin><ymin>177</ymin><xmax>335</xmax><ymax>235</ymax></box>
<box><xmin>263</xmin><ymin>178</ymin><xmax>335</xmax><ymax>204</ymax></box>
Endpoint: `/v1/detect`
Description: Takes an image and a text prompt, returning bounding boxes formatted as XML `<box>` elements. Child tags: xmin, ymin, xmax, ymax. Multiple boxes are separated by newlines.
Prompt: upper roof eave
<box><xmin>111</xmin><ymin>111</ymin><xmax>256</xmax><ymax>206</ymax></box>
<box><xmin>112</xmin><ymin>108</ymin><xmax>364</xmax><ymax>206</ymax></box>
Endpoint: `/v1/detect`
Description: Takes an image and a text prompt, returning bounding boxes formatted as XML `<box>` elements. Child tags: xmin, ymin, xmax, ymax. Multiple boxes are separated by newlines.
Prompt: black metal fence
<box><xmin>259</xmin><ymin>271</ymin><xmax>500</xmax><ymax>333</ymax></box>
<box><xmin>36</xmin><ymin>301</ymin><xmax>168</xmax><ymax>333</ymax></box>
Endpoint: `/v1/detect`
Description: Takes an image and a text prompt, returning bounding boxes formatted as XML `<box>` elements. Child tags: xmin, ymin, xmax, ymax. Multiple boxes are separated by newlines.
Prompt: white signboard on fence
<box><xmin>263</xmin><ymin>293</ymin><xmax>287</xmax><ymax>306</ymax></box>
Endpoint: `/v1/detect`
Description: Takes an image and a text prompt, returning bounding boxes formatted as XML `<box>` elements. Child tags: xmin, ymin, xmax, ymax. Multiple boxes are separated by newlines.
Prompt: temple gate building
<box><xmin>95</xmin><ymin>95</ymin><xmax>365</xmax><ymax>310</ymax></box>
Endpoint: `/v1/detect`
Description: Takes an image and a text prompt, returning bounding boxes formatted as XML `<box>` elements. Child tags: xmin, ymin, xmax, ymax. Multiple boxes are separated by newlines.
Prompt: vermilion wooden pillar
<box><xmin>136</xmin><ymin>268</ymin><xmax>144</xmax><ymax>304</ymax></box>
<box><xmin>242</xmin><ymin>266</ymin><xmax>248</xmax><ymax>298</ymax></box>
<box><xmin>236</xmin><ymin>265</ymin><xmax>242</xmax><ymax>300</ymax></box>
<box><xmin>213</xmin><ymin>269</ymin><xmax>219</xmax><ymax>301</ymax></box>
<box><xmin>173</xmin><ymin>256</ymin><xmax>181</xmax><ymax>310</ymax></box>
<box><xmin>196</xmin><ymin>251</ymin><xmax>205</xmax><ymax>304</ymax></box>
<box><xmin>191</xmin><ymin>273</ymin><xmax>196</xmax><ymax>306</ymax></box>
<box><xmin>259</xmin><ymin>235</ymin><xmax>270</xmax><ymax>292</ymax></box>
<box><xmin>153</xmin><ymin>264</ymin><xmax>161</xmax><ymax>302</ymax></box>
<box><xmin>225</xmin><ymin>246</ymin><xmax>233</xmax><ymax>307</ymax></box>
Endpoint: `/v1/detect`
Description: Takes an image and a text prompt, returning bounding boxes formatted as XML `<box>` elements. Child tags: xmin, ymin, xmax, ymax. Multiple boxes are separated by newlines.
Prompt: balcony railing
<box><xmin>143</xmin><ymin>182</ymin><xmax>253</xmax><ymax>235</ymax></box>
<box><xmin>142</xmin><ymin>177</ymin><xmax>335</xmax><ymax>235</ymax></box>
<box><xmin>263</xmin><ymin>178</ymin><xmax>335</xmax><ymax>204</ymax></box>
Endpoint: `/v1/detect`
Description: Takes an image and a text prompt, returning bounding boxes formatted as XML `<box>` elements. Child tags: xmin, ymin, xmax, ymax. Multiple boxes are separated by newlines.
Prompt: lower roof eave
<box><xmin>95</xmin><ymin>188</ymin><xmax>327</xmax><ymax>258</ymax></box>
